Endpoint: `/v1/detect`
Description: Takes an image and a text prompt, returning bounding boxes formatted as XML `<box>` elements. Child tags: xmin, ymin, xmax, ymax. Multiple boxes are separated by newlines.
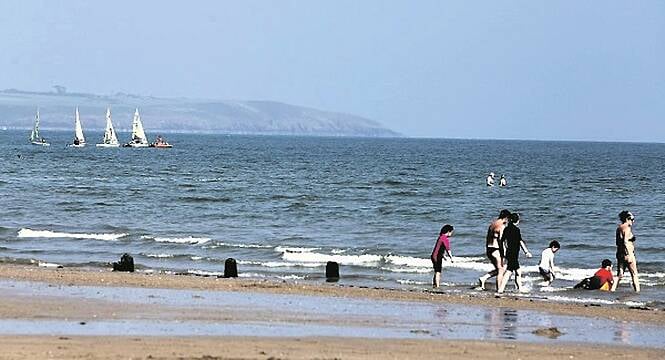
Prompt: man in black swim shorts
<box><xmin>498</xmin><ymin>213</ymin><xmax>532</xmax><ymax>293</ymax></box>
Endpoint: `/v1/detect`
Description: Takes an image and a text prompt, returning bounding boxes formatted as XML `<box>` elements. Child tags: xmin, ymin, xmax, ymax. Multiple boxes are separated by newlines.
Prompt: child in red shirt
<box><xmin>574</xmin><ymin>259</ymin><xmax>614</xmax><ymax>291</ymax></box>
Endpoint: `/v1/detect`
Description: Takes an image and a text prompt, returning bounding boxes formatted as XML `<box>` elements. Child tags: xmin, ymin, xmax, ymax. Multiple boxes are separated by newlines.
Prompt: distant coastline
<box><xmin>0</xmin><ymin>88</ymin><xmax>400</xmax><ymax>137</ymax></box>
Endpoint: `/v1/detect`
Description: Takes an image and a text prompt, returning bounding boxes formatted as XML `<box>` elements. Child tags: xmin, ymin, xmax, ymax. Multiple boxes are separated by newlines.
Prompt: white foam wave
<box><xmin>236</xmin><ymin>260</ymin><xmax>322</xmax><ymax>268</ymax></box>
<box><xmin>187</xmin><ymin>269</ymin><xmax>222</xmax><ymax>276</ymax></box>
<box><xmin>281</xmin><ymin>250</ymin><xmax>382</xmax><ymax>266</ymax></box>
<box><xmin>217</xmin><ymin>242</ymin><xmax>272</xmax><ymax>249</ymax></box>
<box><xmin>265</xmin><ymin>261</ymin><xmax>322</xmax><ymax>268</ymax></box>
<box><xmin>145</xmin><ymin>253</ymin><xmax>174</xmax><ymax>258</ymax></box>
<box><xmin>146</xmin><ymin>236</ymin><xmax>211</xmax><ymax>244</ymax></box>
<box><xmin>545</xmin><ymin>295</ymin><xmax>615</xmax><ymax>305</ymax></box>
<box><xmin>190</xmin><ymin>256</ymin><xmax>204</xmax><ymax>261</ymax></box>
<box><xmin>538</xmin><ymin>285</ymin><xmax>568</xmax><ymax>293</ymax></box>
<box><xmin>331</xmin><ymin>249</ymin><xmax>347</xmax><ymax>254</ymax></box>
<box><xmin>277</xmin><ymin>274</ymin><xmax>305</xmax><ymax>280</ymax></box>
<box><xmin>385</xmin><ymin>255</ymin><xmax>430</xmax><ymax>268</ymax></box>
<box><xmin>397</xmin><ymin>279</ymin><xmax>428</xmax><ymax>285</ymax></box>
<box><xmin>385</xmin><ymin>254</ymin><xmax>493</xmax><ymax>272</ymax></box>
<box><xmin>18</xmin><ymin>228</ymin><xmax>126</xmax><ymax>241</ymax></box>
<box><xmin>38</xmin><ymin>261</ymin><xmax>62</xmax><ymax>268</ymax></box>
<box><xmin>642</xmin><ymin>272</ymin><xmax>665</xmax><ymax>279</ymax></box>
<box><xmin>275</xmin><ymin>246</ymin><xmax>319</xmax><ymax>253</ymax></box>
<box><xmin>238</xmin><ymin>272</ymin><xmax>266</xmax><ymax>278</ymax></box>
<box><xmin>381</xmin><ymin>266</ymin><xmax>431</xmax><ymax>274</ymax></box>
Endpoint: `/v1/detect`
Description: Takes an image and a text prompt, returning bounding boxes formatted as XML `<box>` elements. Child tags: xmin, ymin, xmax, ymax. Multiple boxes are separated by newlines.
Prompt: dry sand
<box><xmin>0</xmin><ymin>264</ymin><xmax>663</xmax><ymax>359</ymax></box>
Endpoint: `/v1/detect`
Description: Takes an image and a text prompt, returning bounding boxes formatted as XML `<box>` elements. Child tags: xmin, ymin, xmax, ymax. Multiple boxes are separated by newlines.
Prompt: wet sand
<box><xmin>2</xmin><ymin>336</ymin><xmax>665</xmax><ymax>360</ymax></box>
<box><xmin>0</xmin><ymin>264</ymin><xmax>664</xmax><ymax>359</ymax></box>
<box><xmin>1</xmin><ymin>264</ymin><xmax>663</xmax><ymax>324</ymax></box>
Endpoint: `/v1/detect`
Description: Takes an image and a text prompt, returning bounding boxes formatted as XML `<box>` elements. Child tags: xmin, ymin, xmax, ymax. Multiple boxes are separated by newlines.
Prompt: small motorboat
<box><xmin>150</xmin><ymin>135</ymin><xmax>173</xmax><ymax>148</ymax></box>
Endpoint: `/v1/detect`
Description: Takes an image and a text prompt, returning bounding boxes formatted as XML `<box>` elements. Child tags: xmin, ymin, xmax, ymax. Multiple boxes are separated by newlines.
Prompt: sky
<box><xmin>1</xmin><ymin>1</ymin><xmax>664</xmax><ymax>141</ymax></box>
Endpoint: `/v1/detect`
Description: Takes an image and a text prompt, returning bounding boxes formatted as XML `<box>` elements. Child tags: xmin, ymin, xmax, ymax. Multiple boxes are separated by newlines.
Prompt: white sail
<box><xmin>73</xmin><ymin>107</ymin><xmax>86</xmax><ymax>145</ymax></box>
<box><xmin>30</xmin><ymin>109</ymin><xmax>50</xmax><ymax>146</ymax></box>
<box><xmin>30</xmin><ymin>110</ymin><xmax>39</xmax><ymax>142</ymax></box>
<box><xmin>105</xmin><ymin>108</ymin><xmax>119</xmax><ymax>144</ymax></box>
<box><xmin>130</xmin><ymin>108</ymin><xmax>148</xmax><ymax>145</ymax></box>
<box><xmin>97</xmin><ymin>107</ymin><xmax>120</xmax><ymax>147</ymax></box>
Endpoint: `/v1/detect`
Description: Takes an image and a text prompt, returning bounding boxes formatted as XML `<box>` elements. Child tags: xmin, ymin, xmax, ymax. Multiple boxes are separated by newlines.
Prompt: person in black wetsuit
<box><xmin>498</xmin><ymin>212</ymin><xmax>532</xmax><ymax>293</ymax></box>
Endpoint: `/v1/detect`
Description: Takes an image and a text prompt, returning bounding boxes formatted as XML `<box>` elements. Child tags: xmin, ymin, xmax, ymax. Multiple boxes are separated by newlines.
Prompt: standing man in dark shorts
<box><xmin>431</xmin><ymin>224</ymin><xmax>454</xmax><ymax>288</ymax></box>
<box><xmin>498</xmin><ymin>213</ymin><xmax>532</xmax><ymax>293</ymax></box>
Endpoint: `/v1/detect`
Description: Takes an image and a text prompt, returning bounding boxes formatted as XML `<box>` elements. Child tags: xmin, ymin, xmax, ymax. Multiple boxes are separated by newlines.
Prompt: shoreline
<box><xmin>1</xmin><ymin>263</ymin><xmax>663</xmax><ymax>325</ymax></box>
<box><xmin>1</xmin><ymin>264</ymin><xmax>664</xmax><ymax>359</ymax></box>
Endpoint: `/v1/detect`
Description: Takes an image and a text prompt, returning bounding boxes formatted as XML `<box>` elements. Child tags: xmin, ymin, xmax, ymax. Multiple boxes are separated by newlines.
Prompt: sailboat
<box><xmin>29</xmin><ymin>109</ymin><xmax>50</xmax><ymax>146</ymax></box>
<box><xmin>96</xmin><ymin>107</ymin><xmax>120</xmax><ymax>147</ymax></box>
<box><xmin>123</xmin><ymin>108</ymin><xmax>149</xmax><ymax>147</ymax></box>
<box><xmin>67</xmin><ymin>107</ymin><xmax>86</xmax><ymax>147</ymax></box>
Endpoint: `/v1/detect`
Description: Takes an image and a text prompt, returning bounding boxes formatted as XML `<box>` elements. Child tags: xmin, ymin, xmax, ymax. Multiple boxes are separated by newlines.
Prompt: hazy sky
<box><xmin>1</xmin><ymin>1</ymin><xmax>664</xmax><ymax>141</ymax></box>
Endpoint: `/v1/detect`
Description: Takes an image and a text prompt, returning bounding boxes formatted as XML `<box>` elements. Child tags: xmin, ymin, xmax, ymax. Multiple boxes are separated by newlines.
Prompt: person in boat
<box><xmin>73</xmin><ymin>138</ymin><xmax>80</xmax><ymax>146</ymax></box>
<box><xmin>611</xmin><ymin>210</ymin><xmax>640</xmax><ymax>292</ymax></box>
<box><xmin>574</xmin><ymin>259</ymin><xmax>614</xmax><ymax>291</ymax></box>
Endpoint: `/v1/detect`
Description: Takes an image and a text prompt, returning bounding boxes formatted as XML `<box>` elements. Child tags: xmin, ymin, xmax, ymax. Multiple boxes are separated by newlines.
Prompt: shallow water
<box><xmin>1</xmin><ymin>130</ymin><xmax>663</xmax><ymax>307</ymax></box>
<box><xmin>0</xmin><ymin>279</ymin><xmax>663</xmax><ymax>347</ymax></box>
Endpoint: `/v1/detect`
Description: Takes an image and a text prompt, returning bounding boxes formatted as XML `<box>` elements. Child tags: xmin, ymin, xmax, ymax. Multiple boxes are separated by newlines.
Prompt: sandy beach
<box><xmin>0</xmin><ymin>264</ymin><xmax>663</xmax><ymax>359</ymax></box>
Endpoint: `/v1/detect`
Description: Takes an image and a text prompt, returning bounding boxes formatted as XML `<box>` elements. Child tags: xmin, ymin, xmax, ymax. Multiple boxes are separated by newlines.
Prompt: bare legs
<box><xmin>433</xmin><ymin>271</ymin><xmax>441</xmax><ymax>288</ymax></box>
<box><xmin>611</xmin><ymin>260</ymin><xmax>640</xmax><ymax>292</ymax></box>
<box><xmin>479</xmin><ymin>250</ymin><xmax>504</xmax><ymax>291</ymax></box>
<box><xmin>498</xmin><ymin>268</ymin><xmax>523</xmax><ymax>293</ymax></box>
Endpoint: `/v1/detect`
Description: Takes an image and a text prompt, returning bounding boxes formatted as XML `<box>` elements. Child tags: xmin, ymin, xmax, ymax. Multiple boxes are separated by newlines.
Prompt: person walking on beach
<box><xmin>497</xmin><ymin>213</ymin><xmax>532</xmax><ymax>293</ymax></box>
<box><xmin>431</xmin><ymin>224</ymin><xmax>454</xmax><ymax>288</ymax></box>
<box><xmin>538</xmin><ymin>241</ymin><xmax>560</xmax><ymax>286</ymax></box>
<box><xmin>478</xmin><ymin>209</ymin><xmax>511</xmax><ymax>290</ymax></box>
<box><xmin>611</xmin><ymin>211</ymin><xmax>640</xmax><ymax>292</ymax></box>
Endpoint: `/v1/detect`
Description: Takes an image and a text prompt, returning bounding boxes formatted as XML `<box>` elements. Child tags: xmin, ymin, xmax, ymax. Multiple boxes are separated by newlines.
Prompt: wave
<box><xmin>17</xmin><ymin>228</ymin><xmax>127</xmax><ymax>241</ymax></box>
<box><xmin>277</xmin><ymin>274</ymin><xmax>306</xmax><ymax>280</ymax></box>
<box><xmin>280</xmin><ymin>248</ymin><xmax>382</xmax><ymax>267</ymax></box>
<box><xmin>144</xmin><ymin>253</ymin><xmax>175</xmax><ymax>258</ymax></box>
<box><xmin>373</xmin><ymin>179</ymin><xmax>404</xmax><ymax>186</ymax></box>
<box><xmin>396</xmin><ymin>279</ymin><xmax>429</xmax><ymax>286</ymax></box>
<box><xmin>37</xmin><ymin>261</ymin><xmax>62</xmax><ymax>268</ymax></box>
<box><xmin>186</xmin><ymin>269</ymin><xmax>223</xmax><ymax>277</ymax></box>
<box><xmin>141</xmin><ymin>235</ymin><xmax>211</xmax><ymax>245</ymax></box>
<box><xmin>216</xmin><ymin>242</ymin><xmax>272</xmax><ymax>249</ymax></box>
<box><xmin>177</xmin><ymin>196</ymin><xmax>232</xmax><ymax>203</ymax></box>
<box><xmin>237</xmin><ymin>260</ymin><xmax>322</xmax><ymax>268</ymax></box>
<box><xmin>274</xmin><ymin>246</ymin><xmax>320</xmax><ymax>253</ymax></box>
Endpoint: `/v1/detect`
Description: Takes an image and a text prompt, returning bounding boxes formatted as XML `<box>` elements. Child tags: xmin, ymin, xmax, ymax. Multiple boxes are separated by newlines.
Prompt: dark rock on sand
<box><xmin>532</xmin><ymin>327</ymin><xmax>564</xmax><ymax>338</ymax></box>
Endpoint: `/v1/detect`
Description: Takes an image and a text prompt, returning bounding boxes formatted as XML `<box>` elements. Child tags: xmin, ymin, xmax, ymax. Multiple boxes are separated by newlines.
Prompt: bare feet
<box><xmin>478</xmin><ymin>277</ymin><xmax>486</xmax><ymax>290</ymax></box>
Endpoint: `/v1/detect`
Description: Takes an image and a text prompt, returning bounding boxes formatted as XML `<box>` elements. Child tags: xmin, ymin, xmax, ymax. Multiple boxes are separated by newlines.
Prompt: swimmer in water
<box><xmin>499</xmin><ymin>175</ymin><xmax>507</xmax><ymax>187</ymax></box>
<box><xmin>486</xmin><ymin>172</ymin><xmax>495</xmax><ymax>187</ymax></box>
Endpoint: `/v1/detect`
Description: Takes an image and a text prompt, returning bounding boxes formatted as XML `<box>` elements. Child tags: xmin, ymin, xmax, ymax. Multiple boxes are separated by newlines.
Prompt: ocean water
<box><xmin>1</xmin><ymin>130</ymin><xmax>664</xmax><ymax>307</ymax></box>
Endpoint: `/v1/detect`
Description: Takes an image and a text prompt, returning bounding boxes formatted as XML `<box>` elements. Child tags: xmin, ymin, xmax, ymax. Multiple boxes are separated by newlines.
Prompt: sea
<box><xmin>1</xmin><ymin>130</ymin><xmax>664</xmax><ymax>308</ymax></box>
